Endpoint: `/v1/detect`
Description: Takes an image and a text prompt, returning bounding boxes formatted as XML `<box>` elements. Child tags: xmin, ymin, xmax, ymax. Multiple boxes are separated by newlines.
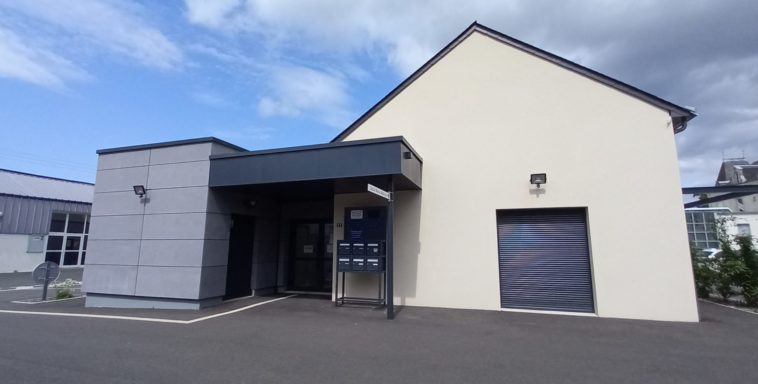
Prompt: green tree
<box><xmin>691</xmin><ymin>247</ymin><xmax>715</xmax><ymax>298</ymax></box>
<box><xmin>712</xmin><ymin>217</ymin><xmax>748</xmax><ymax>301</ymax></box>
<box><xmin>735</xmin><ymin>235</ymin><xmax>758</xmax><ymax>306</ymax></box>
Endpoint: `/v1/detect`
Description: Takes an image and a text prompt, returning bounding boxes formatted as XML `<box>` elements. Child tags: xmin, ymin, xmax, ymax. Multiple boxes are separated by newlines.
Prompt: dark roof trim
<box><xmin>332</xmin><ymin>22</ymin><xmax>696</xmax><ymax>142</ymax></box>
<box><xmin>210</xmin><ymin>136</ymin><xmax>423</xmax><ymax>163</ymax></box>
<box><xmin>96</xmin><ymin>137</ymin><xmax>246</xmax><ymax>155</ymax></box>
<box><xmin>0</xmin><ymin>192</ymin><xmax>93</xmax><ymax>206</ymax></box>
<box><xmin>682</xmin><ymin>185</ymin><xmax>758</xmax><ymax>194</ymax></box>
<box><xmin>0</xmin><ymin>168</ymin><xmax>94</xmax><ymax>185</ymax></box>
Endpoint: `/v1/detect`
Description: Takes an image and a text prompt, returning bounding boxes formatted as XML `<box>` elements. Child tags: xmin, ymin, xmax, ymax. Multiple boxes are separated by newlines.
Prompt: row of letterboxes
<box><xmin>337</xmin><ymin>241</ymin><xmax>385</xmax><ymax>272</ymax></box>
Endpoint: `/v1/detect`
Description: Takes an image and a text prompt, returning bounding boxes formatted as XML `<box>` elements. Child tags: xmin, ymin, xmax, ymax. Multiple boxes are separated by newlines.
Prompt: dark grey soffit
<box><xmin>331</xmin><ymin>22</ymin><xmax>696</xmax><ymax>143</ymax></box>
<box><xmin>209</xmin><ymin>136</ymin><xmax>422</xmax><ymax>190</ymax></box>
<box><xmin>210</xmin><ymin>136</ymin><xmax>421</xmax><ymax>162</ymax></box>
<box><xmin>96</xmin><ymin>137</ymin><xmax>246</xmax><ymax>155</ymax></box>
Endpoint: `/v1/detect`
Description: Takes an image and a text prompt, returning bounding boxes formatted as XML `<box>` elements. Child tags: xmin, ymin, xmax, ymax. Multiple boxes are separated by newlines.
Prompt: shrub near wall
<box><xmin>690</xmin><ymin>218</ymin><xmax>758</xmax><ymax>307</ymax></box>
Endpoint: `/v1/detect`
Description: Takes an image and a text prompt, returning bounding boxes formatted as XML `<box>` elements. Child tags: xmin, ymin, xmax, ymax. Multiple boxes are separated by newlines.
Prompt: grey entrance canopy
<box><xmin>209</xmin><ymin>136</ymin><xmax>421</xmax><ymax>320</ymax></box>
<box><xmin>209</xmin><ymin>136</ymin><xmax>422</xmax><ymax>197</ymax></box>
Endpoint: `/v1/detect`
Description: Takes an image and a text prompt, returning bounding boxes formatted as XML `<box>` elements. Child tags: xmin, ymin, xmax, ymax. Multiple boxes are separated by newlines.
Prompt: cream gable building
<box><xmin>333</xmin><ymin>23</ymin><xmax>698</xmax><ymax>321</ymax></box>
<box><xmin>84</xmin><ymin>23</ymin><xmax>698</xmax><ymax>322</ymax></box>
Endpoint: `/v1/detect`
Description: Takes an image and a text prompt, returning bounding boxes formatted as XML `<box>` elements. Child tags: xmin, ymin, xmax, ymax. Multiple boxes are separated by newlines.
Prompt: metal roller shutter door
<box><xmin>497</xmin><ymin>208</ymin><xmax>594</xmax><ymax>313</ymax></box>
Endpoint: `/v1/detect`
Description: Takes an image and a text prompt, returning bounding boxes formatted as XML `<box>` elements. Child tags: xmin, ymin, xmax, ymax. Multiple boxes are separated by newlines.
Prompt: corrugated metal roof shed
<box><xmin>0</xmin><ymin>169</ymin><xmax>93</xmax><ymax>203</ymax></box>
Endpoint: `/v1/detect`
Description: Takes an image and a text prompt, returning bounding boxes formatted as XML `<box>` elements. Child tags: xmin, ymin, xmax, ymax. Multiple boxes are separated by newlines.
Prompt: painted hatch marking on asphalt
<box><xmin>0</xmin><ymin>294</ymin><xmax>298</xmax><ymax>324</ymax></box>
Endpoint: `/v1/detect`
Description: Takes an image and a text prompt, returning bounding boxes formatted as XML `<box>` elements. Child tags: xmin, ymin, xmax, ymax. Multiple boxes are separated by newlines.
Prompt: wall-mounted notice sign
<box><xmin>303</xmin><ymin>245</ymin><xmax>314</xmax><ymax>254</ymax></box>
<box><xmin>350</xmin><ymin>210</ymin><xmax>364</xmax><ymax>220</ymax></box>
<box><xmin>367</xmin><ymin>184</ymin><xmax>391</xmax><ymax>200</ymax></box>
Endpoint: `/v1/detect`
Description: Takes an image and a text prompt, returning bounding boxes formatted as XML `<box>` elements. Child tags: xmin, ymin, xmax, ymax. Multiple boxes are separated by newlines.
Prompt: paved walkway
<box><xmin>0</xmin><ymin>295</ymin><xmax>755</xmax><ymax>384</ymax></box>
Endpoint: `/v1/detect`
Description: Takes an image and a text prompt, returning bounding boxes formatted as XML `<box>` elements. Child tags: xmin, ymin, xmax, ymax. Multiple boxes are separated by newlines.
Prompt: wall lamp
<box><xmin>530</xmin><ymin>173</ymin><xmax>547</xmax><ymax>188</ymax></box>
<box><xmin>133</xmin><ymin>185</ymin><xmax>147</xmax><ymax>198</ymax></box>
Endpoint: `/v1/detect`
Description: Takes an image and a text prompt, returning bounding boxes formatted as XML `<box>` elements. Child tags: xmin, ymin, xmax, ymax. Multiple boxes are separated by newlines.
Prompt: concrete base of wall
<box><xmin>85</xmin><ymin>293</ymin><xmax>223</xmax><ymax>310</ymax></box>
<box><xmin>252</xmin><ymin>287</ymin><xmax>276</xmax><ymax>296</ymax></box>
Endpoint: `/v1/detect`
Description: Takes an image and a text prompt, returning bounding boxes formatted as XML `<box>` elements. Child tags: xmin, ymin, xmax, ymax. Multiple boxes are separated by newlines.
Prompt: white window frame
<box><xmin>44</xmin><ymin>212</ymin><xmax>89</xmax><ymax>267</ymax></box>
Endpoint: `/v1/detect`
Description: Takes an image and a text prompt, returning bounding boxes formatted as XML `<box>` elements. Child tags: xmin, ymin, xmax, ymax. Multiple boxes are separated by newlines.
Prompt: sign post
<box><xmin>368</xmin><ymin>182</ymin><xmax>394</xmax><ymax>320</ymax></box>
<box><xmin>32</xmin><ymin>261</ymin><xmax>60</xmax><ymax>301</ymax></box>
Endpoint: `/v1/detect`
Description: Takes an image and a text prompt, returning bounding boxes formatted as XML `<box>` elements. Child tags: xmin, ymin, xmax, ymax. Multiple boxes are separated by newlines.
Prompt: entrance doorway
<box><xmin>224</xmin><ymin>215</ymin><xmax>255</xmax><ymax>300</ymax></box>
<box><xmin>288</xmin><ymin>221</ymin><xmax>333</xmax><ymax>292</ymax></box>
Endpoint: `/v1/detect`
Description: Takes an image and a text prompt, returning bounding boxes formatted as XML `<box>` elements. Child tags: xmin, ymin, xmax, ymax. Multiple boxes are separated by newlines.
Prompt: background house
<box><xmin>0</xmin><ymin>169</ymin><xmax>93</xmax><ymax>273</ymax></box>
<box><xmin>704</xmin><ymin>159</ymin><xmax>758</xmax><ymax>212</ymax></box>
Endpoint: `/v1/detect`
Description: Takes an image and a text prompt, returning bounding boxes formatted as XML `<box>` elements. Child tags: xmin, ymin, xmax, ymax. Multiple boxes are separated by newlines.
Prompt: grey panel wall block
<box><xmin>204</xmin><ymin>213</ymin><xmax>232</xmax><ymax>240</ymax></box>
<box><xmin>139</xmin><ymin>239</ymin><xmax>206</xmax><ymax>267</ymax></box>
<box><xmin>88</xmin><ymin>215</ymin><xmax>144</xmax><ymax>240</ymax></box>
<box><xmin>141</xmin><ymin>213</ymin><xmax>208</xmax><ymax>240</ymax></box>
<box><xmin>0</xmin><ymin>195</ymin><xmax>91</xmax><ymax>235</ymax></box>
<box><xmin>147</xmin><ymin>161</ymin><xmax>211</xmax><ymax>190</ymax></box>
<box><xmin>253</xmin><ymin>218</ymin><xmax>279</xmax><ymax>264</ymax></box>
<box><xmin>97</xmin><ymin>150</ymin><xmax>150</xmax><ymax>170</ymax></box>
<box><xmin>148</xmin><ymin>143</ymin><xmax>213</xmax><ymax>165</ymax></box>
<box><xmin>211</xmin><ymin>142</ymin><xmax>242</xmax><ymax>156</ymax></box>
<box><xmin>143</xmin><ymin>187</ymin><xmax>209</xmax><ymax>215</ymax></box>
<box><xmin>85</xmin><ymin>294</ymin><xmax>221</xmax><ymax>310</ymax></box>
<box><xmin>94</xmin><ymin>167</ymin><xmax>149</xmax><ymax>193</ymax></box>
<box><xmin>199</xmin><ymin>265</ymin><xmax>227</xmax><ymax>299</ymax></box>
<box><xmin>91</xmin><ymin>191</ymin><xmax>145</xmax><ymax>216</ymax></box>
<box><xmin>252</xmin><ymin>262</ymin><xmax>277</xmax><ymax>290</ymax></box>
<box><xmin>86</xmin><ymin>240</ymin><xmax>141</xmax><ymax>266</ymax></box>
<box><xmin>82</xmin><ymin>265</ymin><xmax>137</xmax><ymax>295</ymax></box>
<box><xmin>134</xmin><ymin>266</ymin><xmax>202</xmax><ymax>299</ymax></box>
<box><xmin>202</xmin><ymin>239</ymin><xmax>230</xmax><ymax>267</ymax></box>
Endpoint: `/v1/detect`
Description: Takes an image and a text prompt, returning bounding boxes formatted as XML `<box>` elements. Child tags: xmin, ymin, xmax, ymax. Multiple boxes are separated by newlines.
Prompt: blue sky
<box><xmin>1</xmin><ymin>1</ymin><xmax>756</xmax><ymax>186</ymax></box>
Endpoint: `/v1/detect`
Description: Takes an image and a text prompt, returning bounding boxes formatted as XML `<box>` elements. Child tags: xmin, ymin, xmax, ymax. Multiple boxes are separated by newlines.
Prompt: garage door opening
<box><xmin>496</xmin><ymin>208</ymin><xmax>595</xmax><ymax>313</ymax></box>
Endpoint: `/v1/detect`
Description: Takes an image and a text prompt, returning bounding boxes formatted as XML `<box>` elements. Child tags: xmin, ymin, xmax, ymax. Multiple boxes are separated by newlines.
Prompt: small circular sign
<box><xmin>32</xmin><ymin>261</ymin><xmax>60</xmax><ymax>284</ymax></box>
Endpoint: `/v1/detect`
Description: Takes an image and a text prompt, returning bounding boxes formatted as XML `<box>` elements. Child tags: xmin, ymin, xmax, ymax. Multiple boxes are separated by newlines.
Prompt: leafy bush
<box><xmin>691</xmin><ymin>217</ymin><xmax>758</xmax><ymax>306</ymax></box>
<box><xmin>56</xmin><ymin>289</ymin><xmax>74</xmax><ymax>300</ymax></box>
<box><xmin>735</xmin><ymin>235</ymin><xmax>758</xmax><ymax>306</ymax></box>
<box><xmin>691</xmin><ymin>248</ymin><xmax>715</xmax><ymax>298</ymax></box>
<box><xmin>54</xmin><ymin>278</ymin><xmax>78</xmax><ymax>300</ymax></box>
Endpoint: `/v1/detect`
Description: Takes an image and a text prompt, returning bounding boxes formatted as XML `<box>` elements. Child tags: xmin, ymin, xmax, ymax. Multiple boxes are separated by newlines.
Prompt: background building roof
<box><xmin>0</xmin><ymin>168</ymin><xmax>94</xmax><ymax>203</ymax></box>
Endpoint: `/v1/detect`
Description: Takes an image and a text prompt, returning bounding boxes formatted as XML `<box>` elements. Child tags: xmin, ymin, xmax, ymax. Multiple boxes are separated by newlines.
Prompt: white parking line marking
<box><xmin>700</xmin><ymin>299</ymin><xmax>758</xmax><ymax>316</ymax></box>
<box><xmin>0</xmin><ymin>310</ymin><xmax>188</xmax><ymax>324</ymax></box>
<box><xmin>185</xmin><ymin>294</ymin><xmax>297</xmax><ymax>324</ymax></box>
<box><xmin>0</xmin><ymin>294</ymin><xmax>297</xmax><ymax>324</ymax></box>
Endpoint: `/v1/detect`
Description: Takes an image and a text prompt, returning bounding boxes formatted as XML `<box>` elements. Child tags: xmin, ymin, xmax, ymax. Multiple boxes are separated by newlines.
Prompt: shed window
<box><xmin>45</xmin><ymin>213</ymin><xmax>89</xmax><ymax>267</ymax></box>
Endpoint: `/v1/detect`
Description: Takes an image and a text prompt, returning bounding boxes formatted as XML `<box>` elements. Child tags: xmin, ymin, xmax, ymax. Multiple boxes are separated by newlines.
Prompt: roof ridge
<box><xmin>331</xmin><ymin>21</ymin><xmax>696</xmax><ymax>142</ymax></box>
<box><xmin>0</xmin><ymin>168</ymin><xmax>94</xmax><ymax>185</ymax></box>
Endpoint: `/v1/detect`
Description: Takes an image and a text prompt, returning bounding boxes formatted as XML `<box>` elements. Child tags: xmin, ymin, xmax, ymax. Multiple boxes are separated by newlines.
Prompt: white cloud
<box><xmin>0</xmin><ymin>0</ymin><xmax>181</xmax><ymax>88</ymax></box>
<box><xmin>210</xmin><ymin>126</ymin><xmax>276</xmax><ymax>147</ymax></box>
<box><xmin>0</xmin><ymin>26</ymin><xmax>87</xmax><ymax>88</ymax></box>
<box><xmin>191</xmin><ymin>90</ymin><xmax>232</xmax><ymax>108</ymax></box>
<box><xmin>183</xmin><ymin>0</ymin><xmax>492</xmax><ymax>75</ymax></box>
<box><xmin>185</xmin><ymin>0</ymin><xmax>243</xmax><ymax>29</ymax></box>
<box><xmin>256</xmin><ymin>65</ymin><xmax>352</xmax><ymax>128</ymax></box>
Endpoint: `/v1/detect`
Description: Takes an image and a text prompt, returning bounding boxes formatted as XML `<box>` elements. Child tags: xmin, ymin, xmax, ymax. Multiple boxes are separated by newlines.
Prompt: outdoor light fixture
<box><xmin>530</xmin><ymin>173</ymin><xmax>547</xmax><ymax>188</ymax></box>
<box><xmin>133</xmin><ymin>185</ymin><xmax>147</xmax><ymax>198</ymax></box>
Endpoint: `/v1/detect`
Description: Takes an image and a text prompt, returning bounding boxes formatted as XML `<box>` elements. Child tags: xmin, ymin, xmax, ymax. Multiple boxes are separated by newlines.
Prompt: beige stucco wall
<box><xmin>340</xmin><ymin>31</ymin><xmax>698</xmax><ymax>321</ymax></box>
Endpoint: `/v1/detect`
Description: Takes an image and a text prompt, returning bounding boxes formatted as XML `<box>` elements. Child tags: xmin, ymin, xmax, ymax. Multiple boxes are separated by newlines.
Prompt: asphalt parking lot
<box><xmin>0</xmin><ymin>285</ymin><xmax>756</xmax><ymax>384</ymax></box>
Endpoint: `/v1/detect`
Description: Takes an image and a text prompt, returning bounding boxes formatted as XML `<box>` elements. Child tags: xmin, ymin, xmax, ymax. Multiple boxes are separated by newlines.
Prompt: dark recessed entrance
<box><xmin>224</xmin><ymin>215</ymin><xmax>255</xmax><ymax>300</ymax></box>
<box><xmin>288</xmin><ymin>221</ymin><xmax>333</xmax><ymax>292</ymax></box>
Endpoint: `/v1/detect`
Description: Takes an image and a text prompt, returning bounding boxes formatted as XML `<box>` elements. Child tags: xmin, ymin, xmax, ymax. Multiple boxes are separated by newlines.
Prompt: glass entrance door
<box><xmin>289</xmin><ymin>221</ymin><xmax>333</xmax><ymax>292</ymax></box>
